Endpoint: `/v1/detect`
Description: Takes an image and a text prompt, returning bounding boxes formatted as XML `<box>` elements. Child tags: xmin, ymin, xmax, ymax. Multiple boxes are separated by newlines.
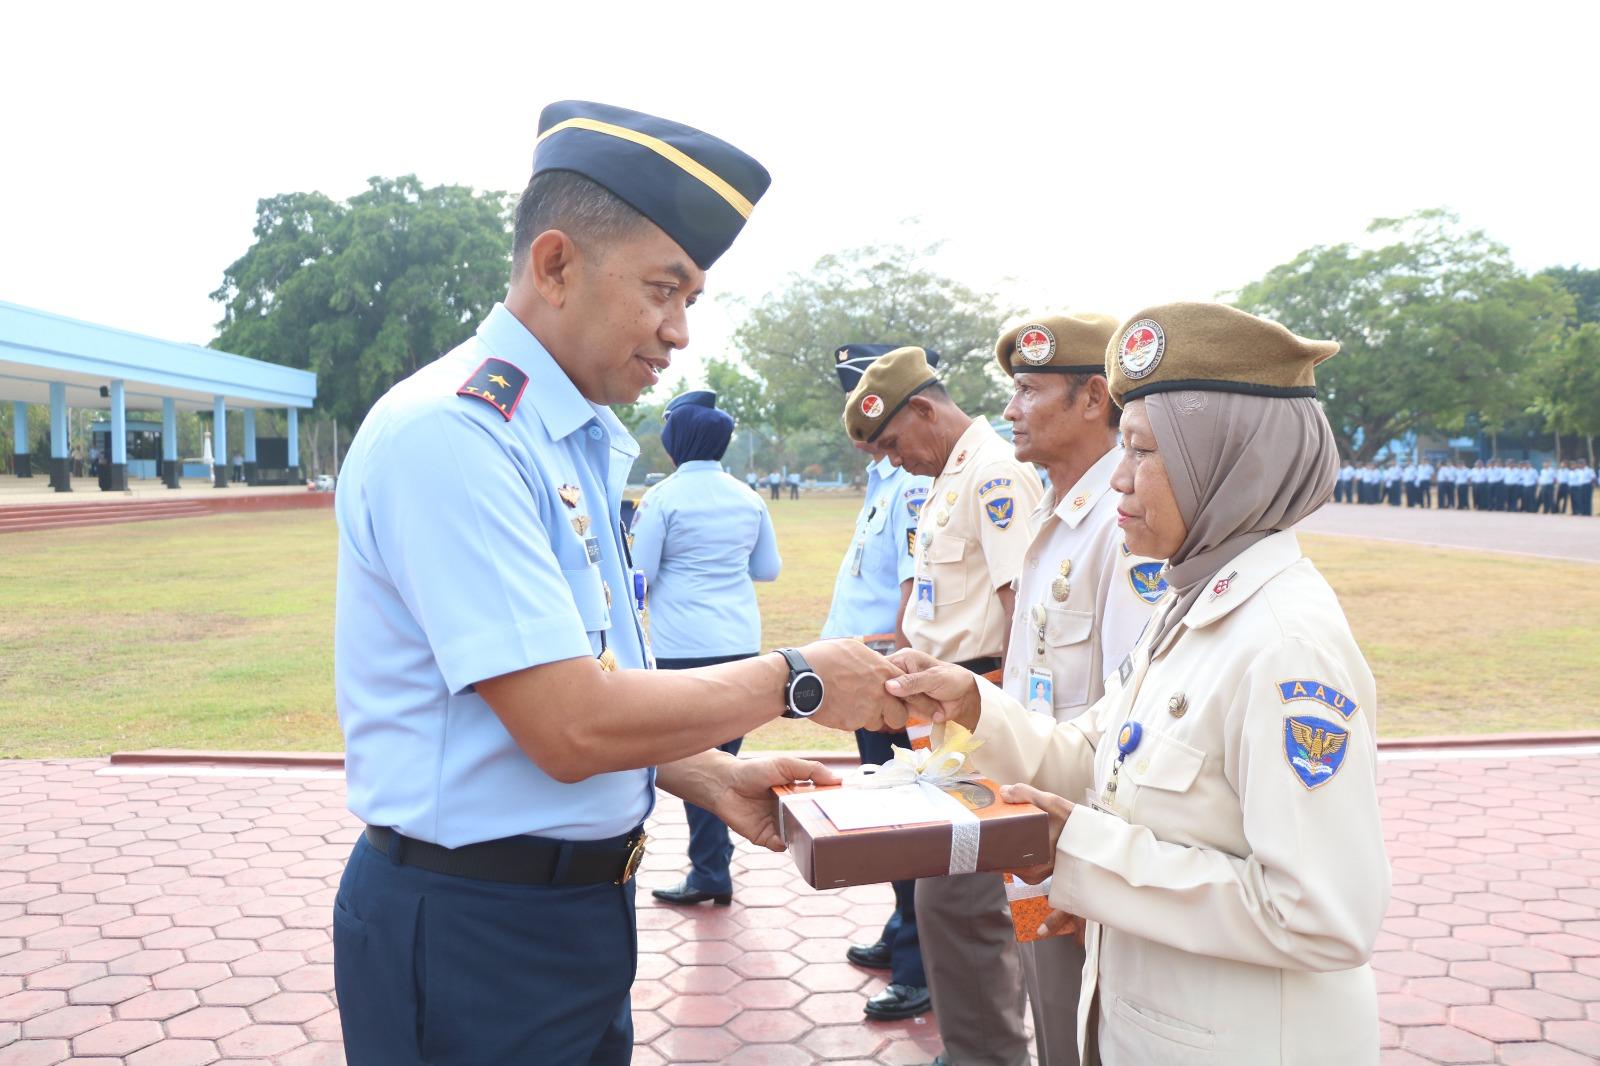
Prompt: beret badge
<box><xmin>1118</xmin><ymin>319</ymin><xmax>1166</xmax><ymax>380</ymax></box>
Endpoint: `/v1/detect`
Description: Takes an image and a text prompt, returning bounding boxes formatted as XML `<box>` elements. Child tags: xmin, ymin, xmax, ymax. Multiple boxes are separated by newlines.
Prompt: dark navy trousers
<box><xmin>657</xmin><ymin>652</ymin><xmax>754</xmax><ymax>898</ymax></box>
<box><xmin>855</xmin><ymin>727</ymin><xmax>926</xmax><ymax>988</ymax></box>
<box><xmin>334</xmin><ymin>833</ymin><xmax>637</xmax><ymax>1065</ymax></box>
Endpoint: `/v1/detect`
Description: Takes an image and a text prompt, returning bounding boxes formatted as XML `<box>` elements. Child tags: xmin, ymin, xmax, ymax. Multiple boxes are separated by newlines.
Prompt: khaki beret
<box><xmin>843</xmin><ymin>346</ymin><xmax>938</xmax><ymax>443</ymax></box>
<box><xmin>1106</xmin><ymin>302</ymin><xmax>1340</xmax><ymax>406</ymax></box>
<box><xmin>994</xmin><ymin>312</ymin><xmax>1120</xmax><ymax>378</ymax></box>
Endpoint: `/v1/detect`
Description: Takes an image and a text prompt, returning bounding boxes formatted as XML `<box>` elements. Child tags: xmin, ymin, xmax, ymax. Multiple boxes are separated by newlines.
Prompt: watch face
<box><xmin>791</xmin><ymin>673</ymin><xmax>824</xmax><ymax>714</ymax></box>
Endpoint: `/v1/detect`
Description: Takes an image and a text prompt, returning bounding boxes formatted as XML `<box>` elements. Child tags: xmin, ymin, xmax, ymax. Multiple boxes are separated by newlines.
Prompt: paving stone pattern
<box><xmin>0</xmin><ymin>754</ymin><xmax>1596</xmax><ymax>1064</ymax></box>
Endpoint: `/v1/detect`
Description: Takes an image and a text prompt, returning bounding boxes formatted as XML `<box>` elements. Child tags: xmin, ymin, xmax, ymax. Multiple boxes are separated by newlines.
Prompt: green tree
<box><xmin>1531</xmin><ymin>322</ymin><xmax>1600</xmax><ymax>464</ymax></box>
<box><xmin>1235</xmin><ymin>210</ymin><xmax>1570</xmax><ymax>460</ymax></box>
<box><xmin>714</xmin><ymin>243</ymin><xmax>1014</xmax><ymax>473</ymax></box>
<box><xmin>210</xmin><ymin>176</ymin><xmax>514</xmax><ymax>438</ymax></box>
<box><xmin>1541</xmin><ymin>265</ymin><xmax>1600</xmax><ymax>326</ymax></box>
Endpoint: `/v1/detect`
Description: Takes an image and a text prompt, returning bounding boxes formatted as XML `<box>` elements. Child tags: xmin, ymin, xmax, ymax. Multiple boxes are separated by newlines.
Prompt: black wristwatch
<box><xmin>777</xmin><ymin>648</ymin><xmax>824</xmax><ymax>719</ymax></box>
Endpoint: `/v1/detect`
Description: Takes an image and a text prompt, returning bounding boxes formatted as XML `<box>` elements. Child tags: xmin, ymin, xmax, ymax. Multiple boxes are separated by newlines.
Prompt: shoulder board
<box><xmin>457</xmin><ymin>358</ymin><xmax>529</xmax><ymax>421</ymax></box>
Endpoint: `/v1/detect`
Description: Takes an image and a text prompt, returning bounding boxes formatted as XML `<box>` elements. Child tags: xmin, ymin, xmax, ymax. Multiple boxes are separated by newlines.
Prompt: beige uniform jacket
<box><xmin>903</xmin><ymin>419</ymin><xmax>1044</xmax><ymax>662</ymax></box>
<box><xmin>968</xmin><ymin>531</ymin><xmax>1389</xmax><ymax>1066</ymax></box>
<box><xmin>1002</xmin><ymin>447</ymin><xmax>1163</xmax><ymax>719</ymax></box>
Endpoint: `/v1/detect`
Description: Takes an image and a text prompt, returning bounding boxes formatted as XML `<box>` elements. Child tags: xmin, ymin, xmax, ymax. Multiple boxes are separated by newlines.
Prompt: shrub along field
<box><xmin>2</xmin><ymin>495</ymin><xmax>1597</xmax><ymax>757</ymax></box>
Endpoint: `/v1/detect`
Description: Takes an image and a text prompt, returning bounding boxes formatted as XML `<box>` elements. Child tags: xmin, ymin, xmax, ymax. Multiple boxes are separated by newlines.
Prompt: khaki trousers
<box><xmin>914</xmin><ymin>871</ymin><xmax>1027</xmax><ymax>1066</ymax></box>
<box><xmin>1020</xmin><ymin>931</ymin><xmax>1084</xmax><ymax>1066</ymax></box>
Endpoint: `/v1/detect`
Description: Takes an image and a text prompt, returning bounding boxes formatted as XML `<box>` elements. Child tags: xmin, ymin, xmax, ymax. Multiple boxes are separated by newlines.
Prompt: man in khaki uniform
<box><xmin>994</xmin><ymin>313</ymin><xmax>1164</xmax><ymax>1065</ymax></box>
<box><xmin>845</xmin><ymin>346</ymin><xmax>1044</xmax><ymax>1066</ymax></box>
<box><xmin>890</xmin><ymin>303</ymin><xmax>1389</xmax><ymax>1065</ymax></box>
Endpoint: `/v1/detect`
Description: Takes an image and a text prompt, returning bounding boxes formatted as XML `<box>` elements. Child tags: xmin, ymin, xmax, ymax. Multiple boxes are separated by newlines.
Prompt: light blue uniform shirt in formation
<box><xmin>334</xmin><ymin>304</ymin><xmax>652</xmax><ymax>847</ymax></box>
<box><xmin>630</xmin><ymin>460</ymin><xmax>781</xmax><ymax>659</ymax></box>
<box><xmin>821</xmin><ymin>457</ymin><xmax>931</xmax><ymax>638</ymax></box>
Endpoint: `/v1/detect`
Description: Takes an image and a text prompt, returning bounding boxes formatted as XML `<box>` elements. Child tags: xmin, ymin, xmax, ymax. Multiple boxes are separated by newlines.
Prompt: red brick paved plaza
<box><xmin>1</xmin><ymin>747</ymin><xmax>1598</xmax><ymax>1065</ymax></box>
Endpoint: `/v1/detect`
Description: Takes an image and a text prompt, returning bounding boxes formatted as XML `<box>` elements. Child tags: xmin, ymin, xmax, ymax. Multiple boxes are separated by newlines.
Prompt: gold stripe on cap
<box><xmin>537</xmin><ymin>117</ymin><xmax>753</xmax><ymax>220</ymax></box>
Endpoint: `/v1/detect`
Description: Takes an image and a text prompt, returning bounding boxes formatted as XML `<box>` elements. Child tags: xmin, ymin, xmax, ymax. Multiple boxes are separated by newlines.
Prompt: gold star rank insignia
<box><xmin>456</xmin><ymin>358</ymin><xmax>528</xmax><ymax>421</ymax></box>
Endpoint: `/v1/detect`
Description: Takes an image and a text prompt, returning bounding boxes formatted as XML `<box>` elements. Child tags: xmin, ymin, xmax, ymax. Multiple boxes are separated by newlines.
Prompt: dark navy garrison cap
<box><xmin>534</xmin><ymin>101</ymin><xmax>771</xmax><ymax>270</ymax></box>
<box><xmin>665</xmin><ymin>389</ymin><xmax>718</xmax><ymax>413</ymax></box>
<box><xmin>834</xmin><ymin>344</ymin><xmax>941</xmax><ymax>393</ymax></box>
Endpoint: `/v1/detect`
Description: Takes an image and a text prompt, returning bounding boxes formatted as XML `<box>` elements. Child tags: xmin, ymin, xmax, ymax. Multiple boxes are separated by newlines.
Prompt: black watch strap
<box><xmin>777</xmin><ymin>647</ymin><xmax>822</xmax><ymax>719</ymax></box>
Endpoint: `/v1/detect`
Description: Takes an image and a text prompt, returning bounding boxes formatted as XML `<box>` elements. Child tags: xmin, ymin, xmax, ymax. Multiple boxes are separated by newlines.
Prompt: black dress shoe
<box><xmin>650</xmin><ymin>880</ymin><xmax>731</xmax><ymax>906</ymax></box>
<box><xmin>845</xmin><ymin>938</ymin><xmax>893</xmax><ymax>970</ymax></box>
<box><xmin>863</xmin><ymin>982</ymin><xmax>932</xmax><ymax>1020</ymax></box>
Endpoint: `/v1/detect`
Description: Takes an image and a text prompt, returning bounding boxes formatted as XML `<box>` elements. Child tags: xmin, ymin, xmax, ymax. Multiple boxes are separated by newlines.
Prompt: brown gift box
<box><xmin>773</xmin><ymin>778</ymin><xmax>1051</xmax><ymax>890</ymax></box>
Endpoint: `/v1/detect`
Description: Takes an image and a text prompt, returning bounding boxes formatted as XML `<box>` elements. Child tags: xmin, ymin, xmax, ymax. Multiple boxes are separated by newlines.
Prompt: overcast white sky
<box><xmin>3</xmin><ymin>0</ymin><xmax>1595</xmax><ymax>392</ymax></box>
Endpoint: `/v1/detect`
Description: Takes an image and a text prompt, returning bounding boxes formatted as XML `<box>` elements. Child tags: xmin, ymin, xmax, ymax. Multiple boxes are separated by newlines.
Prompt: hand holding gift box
<box><xmin>773</xmin><ymin>724</ymin><xmax>1050</xmax><ymax>889</ymax></box>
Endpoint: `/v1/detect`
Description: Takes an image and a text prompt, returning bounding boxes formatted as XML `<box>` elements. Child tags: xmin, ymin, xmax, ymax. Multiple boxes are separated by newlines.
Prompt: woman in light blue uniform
<box><xmin>631</xmin><ymin>389</ymin><xmax>782</xmax><ymax>905</ymax></box>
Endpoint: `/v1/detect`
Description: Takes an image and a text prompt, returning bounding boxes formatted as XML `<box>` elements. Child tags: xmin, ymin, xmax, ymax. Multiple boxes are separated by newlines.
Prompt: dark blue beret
<box><xmin>534</xmin><ymin>100</ymin><xmax>771</xmax><ymax>270</ymax></box>
<box><xmin>834</xmin><ymin>344</ymin><xmax>941</xmax><ymax>393</ymax></box>
<box><xmin>665</xmin><ymin>389</ymin><xmax>718</xmax><ymax>413</ymax></box>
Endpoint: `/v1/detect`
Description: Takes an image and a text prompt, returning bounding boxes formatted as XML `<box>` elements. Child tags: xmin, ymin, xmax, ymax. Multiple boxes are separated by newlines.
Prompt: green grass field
<box><xmin>1</xmin><ymin>496</ymin><xmax>1597</xmax><ymax>758</ymax></box>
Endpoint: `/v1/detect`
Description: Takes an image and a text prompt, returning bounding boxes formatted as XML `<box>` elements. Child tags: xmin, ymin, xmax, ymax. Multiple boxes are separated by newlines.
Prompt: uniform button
<box><xmin>588</xmin><ymin>426</ymin><xmax>603</xmax><ymax>440</ymax></box>
<box><xmin>1136</xmin><ymin>759</ymin><xmax>1150</xmax><ymax>774</ymax></box>
<box><xmin>1030</xmin><ymin>559</ymin><xmax>1038</xmax><ymax>570</ymax></box>
<box><xmin>1007</xmin><ymin>666</ymin><xmax>1017</xmax><ymax>679</ymax></box>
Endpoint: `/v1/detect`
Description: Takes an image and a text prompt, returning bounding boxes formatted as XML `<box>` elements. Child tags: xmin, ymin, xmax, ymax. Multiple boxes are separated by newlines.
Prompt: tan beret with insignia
<box><xmin>1106</xmin><ymin>302</ymin><xmax>1340</xmax><ymax>406</ymax></box>
<box><xmin>843</xmin><ymin>346</ymin><xmax>938</xmax><ymax>443</ymax></box>
<box><xmin>995</xmin><ymin>312</ymin><xmax>1120</xmax><ymax>378</ymax></box>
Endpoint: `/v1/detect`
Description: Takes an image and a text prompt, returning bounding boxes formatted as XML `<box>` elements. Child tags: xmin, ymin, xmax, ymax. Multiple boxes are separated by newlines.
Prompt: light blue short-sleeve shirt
<box><xmin>821</xmin><ymin>457</ymin><xmax>930</xmax><ymax>639</ymax></box>
<box><xmin>629</xmin><ymin>461</ymin><xmax>781</xmax><ymax>659</ymax></box>
<box><xmin>334</xmin><ymin>304</ymin><xmax>652</xmax><ymax>846</ymax></box>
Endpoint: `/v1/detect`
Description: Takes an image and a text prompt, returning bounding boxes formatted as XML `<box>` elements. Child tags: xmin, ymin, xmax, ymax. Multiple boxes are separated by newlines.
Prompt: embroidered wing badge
<box><xmin>984</xmin><ymin>496</ymin><xmax>1015</xmax><ymax>529</ymax></box>
<box><xmin>1283</xmin><ymin>715</ymin><xmax>1350</xmax><ymax>790</ymax></box>
<box><xmin>904</xmin><ymin>486</ymin><xmax>928</xmax><ymax>518</ymax></box>
<box><xmin>457</xmin><ymin>358</ymin><xmax>529</xmax><ymax>421</ymax></box>
<box><xmin>1128</xmin><ymin>561</ymin><xmax>1168</xmax><ymax>604</ymax></box>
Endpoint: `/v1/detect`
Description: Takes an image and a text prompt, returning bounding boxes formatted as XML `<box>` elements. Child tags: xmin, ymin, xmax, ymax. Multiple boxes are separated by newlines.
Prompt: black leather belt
<box><xmin>364</xmin><ymin>825</ymin><xmax>648</xmax><ymax>887</ymax></box>
<box><xmin>955</xmin><ymin>656</ymin><xmax>1002</xmax><ymax>675</ymax></box>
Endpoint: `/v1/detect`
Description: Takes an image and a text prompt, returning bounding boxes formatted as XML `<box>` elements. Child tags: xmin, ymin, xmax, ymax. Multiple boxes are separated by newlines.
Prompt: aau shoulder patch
<box><xmin>457</xmin><ymin>358</ymin><xmax>528</xmax><ymax>421</ymax></box>
<box><xmin>985</xmin><ymin>497</ymin><xmax>1015</xmax><ymax>528</ymax></box>
<box><xmin>1283</xmin><ymin>715</ymin><xmax>1350</xmax><ymax>790</ymax></box>
<box><xmin>1278</xmin><ymin>679</ymin><xmax>1360</xmax><ymax>719</ymax></box>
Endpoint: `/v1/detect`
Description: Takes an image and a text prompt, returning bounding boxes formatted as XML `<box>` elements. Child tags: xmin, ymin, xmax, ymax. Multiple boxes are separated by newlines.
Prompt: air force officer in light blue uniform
<box><xmin>330</xmin><ymin>100</ymin><xmax>904</xmax><ymax>1066</ymax></box>
<box><xmin>632</xmin><ymin>389</ymin><xmax>781</xmax><ymax>906</ymax></box>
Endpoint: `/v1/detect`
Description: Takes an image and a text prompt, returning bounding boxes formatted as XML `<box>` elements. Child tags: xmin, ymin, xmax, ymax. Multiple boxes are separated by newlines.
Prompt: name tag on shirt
<box><xmin>583</xmin><ymin>535</ymin><xmax>601</xmax><ymax>565</ymax></box>
<box><xmin>914</xmin><ymin>578</ymin><xmax>935</xmax><ymax>620</ymax></box>
<box><xmin>849</xmin><ymin>538</ymin><xmax>866</xmax><ymax>577</ymax></box>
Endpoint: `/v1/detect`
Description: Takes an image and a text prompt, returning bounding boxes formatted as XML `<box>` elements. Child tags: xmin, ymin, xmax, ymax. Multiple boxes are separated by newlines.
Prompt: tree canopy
<box><xmin>1235</xmin><ymin>210</ymin><xmax>1572</xmax><ymax>460</ymax></box>
<box><xmin>704</xmin><ymin>243</ymin><xmax>1015</xmax><ymax>474</ymax></box>
<box><xmin>210</xmin><ymin>176</ymin><xmax>513</xmax><ymax>430</ymax></box>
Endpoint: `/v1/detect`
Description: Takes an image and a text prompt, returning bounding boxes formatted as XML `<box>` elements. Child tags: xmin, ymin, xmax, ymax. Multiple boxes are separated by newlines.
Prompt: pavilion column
<box><xmin>212</xmin><ymin>396</ymin><xmax>228</xmax><ymax>487</ymax></box>
<box><xmin>286</xmin><ymin>407</ymin><xmax>300</xmax><ymax>476</ymax></box>
<box><xmin>106</xmin><ymin>379</ymin><xmax>128</xmax><ymax>491</ymax></box>
<box><xmin>161</xmin><ymin>397</ymin><xmax>180</xmax><ymax>488</ymax></box>
<box><xmin>243</xmin><ymin>409</ymin><xmax>258</xmax><ymax>485</ymax></box>
<box><xmin>12</xmin><ymin>401</ymin><xmax>31</xmax><ymax>478</ymax></box>
<box><xmin>49</xmin><ymin>383</ymin><xmax>70</xmax><ymax>492</ymax></box>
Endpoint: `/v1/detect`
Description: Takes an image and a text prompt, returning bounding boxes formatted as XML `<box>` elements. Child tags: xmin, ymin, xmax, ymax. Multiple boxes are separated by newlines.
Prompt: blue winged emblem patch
<box><xmin>1129</xmin><ymin>561</ymin><xmax>1167</xmax><ymax>604</ymax></box>
<box><xmin>985</xmin><ymin>497</ymin><xmax>1015</xmax><ymax>528</ymax></box>
<box><xmin>1283</xmin><ymin>715</ymin><xmax>1350</xmax><ymax>790</ymax></box>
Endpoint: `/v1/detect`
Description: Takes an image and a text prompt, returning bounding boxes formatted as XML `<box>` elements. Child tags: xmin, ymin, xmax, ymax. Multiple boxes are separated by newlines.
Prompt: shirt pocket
<box><xmin>560</xmin><ymin>566</ymin><xmax>612</xmax><ymax>634</ymax></box>
<box><xmin>866</xmin><ymin>505</ymin><xmax>890</xmax><ymax>536</ymax></box>
<box><xmin>925</xmin><ymin>536</ymin><xmax>968</xmax><ymax>605</ymax></box>
<box><xmin>1124</xmin><ymin>730</ymin><xmax>1204</xmax><ymax>794</ymax></box>
<box><xmin>1043</xmin><ymin>607</ymin><xmax>1095</xmax><ymax>709</ymax></box>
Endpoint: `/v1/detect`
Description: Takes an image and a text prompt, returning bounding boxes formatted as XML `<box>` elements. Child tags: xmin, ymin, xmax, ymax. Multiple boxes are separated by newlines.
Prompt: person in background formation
<box><xmin>1455</xmin><ymin>461</ymin><xmax>1471</xmax><ymax>509</ymax></box>
<box><xmin>746</xmin><ymin>470</ymin><xmax>757</xmax><ymax>490</ymax></box>
<box><xmin>890</xmin><ymin>302</ymin><xmax>1390</xmax><ymax>1066</ymax></box>
<box><xmin>1488</xmin><ymin>460</ymin><xmax>1507</xmax><ymax>511</ymax></box>
<box><xmin>1436</xmin><ymin>461</ymin><xmax>1454</xmax><ymax>509</ymax></box>
<box><xmin>824</xmin><ymin>342</ymin><xmax>937</xmax><ymax>1021</ymax></box>
<box><xmin>1538</xmin><ymin>461</ymin><xmax>1557</xmax><ymax>514</ymax></box>
<box><xmin>788</xmin><ymin>469</ymin><xmax>801</xmax><ymax>499</ymax></box>
<box><xmin>768</xmin><ymin>469</ymin><xmax>781</xmax><ymax>499</ymax></box>
<box><xmin>633</xmin><ymin>389</ymin><xmax>783</xmax><ymax>909</ymax></box>
<box><xmin>1335</xmin><ymin>460</ymin><xmax>1354</xmax><ymax>503</ymax></box>
<box><xmin>329</xmin><ymin>99</ymin><xmax>904</xmax><ymax>1066</ymax></box>
<box><xmin>845</xmin><ymin>344</ymin><xmax>1045</xmax><ymax>1066</ymax></box>
<box><xmin>994</xmin><ymin>312</ymin><xmax>1165</xmax><ymax>1066</ymax></box>
<box><xmin>1384</xmin><ymin>460</ymin><xmax>1401</xmax><ymax>506</ymax></box>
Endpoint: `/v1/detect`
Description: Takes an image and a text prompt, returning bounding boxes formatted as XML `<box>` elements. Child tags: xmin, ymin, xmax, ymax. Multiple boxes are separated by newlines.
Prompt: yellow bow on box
<box><xmin>854</xmin><ymin>722</ymin><xmax>984</xmax><ymax>789</ymax></box>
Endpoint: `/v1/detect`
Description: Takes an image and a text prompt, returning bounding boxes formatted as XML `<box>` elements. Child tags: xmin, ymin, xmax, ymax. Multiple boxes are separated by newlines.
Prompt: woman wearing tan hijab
<box><xmin>888</xmin><ymin>303</ymin><xmax>1390</xmax><ymax>1066</ymax></box>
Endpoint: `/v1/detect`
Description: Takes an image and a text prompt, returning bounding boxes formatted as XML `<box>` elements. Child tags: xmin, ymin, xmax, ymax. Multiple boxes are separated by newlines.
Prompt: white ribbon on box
<box><xmin>843</xmin><ymin>724</ymin><xmax>984</xmax><ymax>875</ymax></box>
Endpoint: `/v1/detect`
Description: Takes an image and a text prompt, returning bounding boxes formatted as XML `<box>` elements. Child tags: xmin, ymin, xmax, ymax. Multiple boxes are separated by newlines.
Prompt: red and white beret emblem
<box><xmin>1118</xmin><ymin>319</ymin><xmax>1166</xmax><ymax>379</ymax></box>
<box><xmin>861</xmin><ymin>394</ymin><xmax>884</xmax><ymax>418</ymax></box>
<box><xmin>1016</xmin><ymin>324</ymin><xmax>1056</xmax><ymax>366</ymax></box>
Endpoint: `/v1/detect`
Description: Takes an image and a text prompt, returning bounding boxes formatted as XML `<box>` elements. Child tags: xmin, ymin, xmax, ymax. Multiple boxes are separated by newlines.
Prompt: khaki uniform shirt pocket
<box><xmin>1044</xmin><ymin>606</ymin><xmax>1096</xmax><ymax>711</ymax></box>
<box><xmin>926</xmin><ymin>536</ymin><xmax>968</xmax><ymax>606</ymax></box>
<box><xmin>1124</xmin><ymin>731</ymin><xmax>1205</xmax><ymax>816</ymax></box>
